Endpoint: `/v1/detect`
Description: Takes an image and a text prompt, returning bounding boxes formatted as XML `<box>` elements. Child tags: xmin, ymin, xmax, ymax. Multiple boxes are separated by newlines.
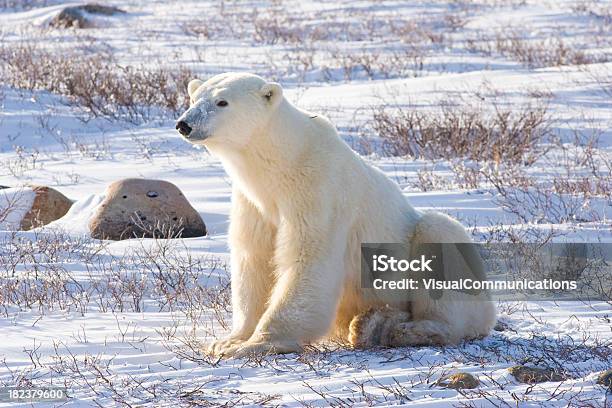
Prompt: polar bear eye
<box><xmin>216</xmin><ymin>100</ymin><xmax>228</xmax><ymax>107</ymax></box>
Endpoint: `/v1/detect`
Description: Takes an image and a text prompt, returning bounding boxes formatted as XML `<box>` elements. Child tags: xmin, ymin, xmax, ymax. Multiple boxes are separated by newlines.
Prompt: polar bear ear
<box><xmin>259</xmin><ymin>82</ymin><xmax>283</xmax><ymax>107</ymax></box>
<box><xmin>187</xmin><ymin>79</ymin><xmax>204</xmax><ymax>98</ymax></box>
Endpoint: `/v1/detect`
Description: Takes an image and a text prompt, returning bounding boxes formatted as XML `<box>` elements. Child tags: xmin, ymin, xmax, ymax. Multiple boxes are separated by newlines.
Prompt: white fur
<box><xmin>177</xmin><ymin>73</ymin><xmax>496</xmax><ymax>357</ymax></box>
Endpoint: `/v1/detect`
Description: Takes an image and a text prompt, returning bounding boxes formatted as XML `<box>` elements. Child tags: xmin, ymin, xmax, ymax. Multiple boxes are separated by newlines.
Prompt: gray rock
<box><xmin>494</xmin><ymin>320</ymin><xmax>509</xmax><ymax>331</ymax></box>
<box><xmin>436</xmin><ymin>372</ymin><xmax>480</xmax><ymax>390</ymax></box>
<box><xmin>50</xmin><ymin>3</ymin><xmax>125</xmax><ymax>29</ymax></box>
<box><xmin>89</xmin><ymin>178</ymin><xmax>206</xmax><ymax>240</ymax></box>
<box><xmin>596</xmin><ymin>369</ymin><xmax>612</xmax><ymax>390</ymax></box>
<box><xmin>508</xmin><ymin>365</ymin><xmax>566</xmax><ymax>384</ymax></box>
<box><xmin>80</xmin><ymin>4</ymin><xmax>126</xmax><ymax>15</ymax></box>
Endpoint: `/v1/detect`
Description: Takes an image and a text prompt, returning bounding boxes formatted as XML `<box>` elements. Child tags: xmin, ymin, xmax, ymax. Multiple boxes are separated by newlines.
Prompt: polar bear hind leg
<box><xmin>350</xmin><ymin>211</ymin><xmax>497</xmax><ymax>348</ymax></box>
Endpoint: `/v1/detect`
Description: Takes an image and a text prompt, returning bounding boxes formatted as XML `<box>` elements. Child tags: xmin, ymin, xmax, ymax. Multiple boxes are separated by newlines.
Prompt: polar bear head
<box><xmin>176</xmin><ymin>72</ymin><xmax>283</xmax><ymax>148</ymax></box>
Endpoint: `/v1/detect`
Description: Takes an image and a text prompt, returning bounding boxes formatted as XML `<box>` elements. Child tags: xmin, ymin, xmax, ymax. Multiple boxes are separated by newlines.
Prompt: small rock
<box><xmin>50</xmin><ymin>3</ymin><xmax>125</xmax><ymax>29</ymax></box>
<box><xmin>80</xmin><ymin>4</ymin><xmax>125</xmax><ymax>15</ymax></box>
<box><xmin>50</xmin><ymin>7</ymin><xmax>89</xmax><ymax>28</ymax></box>
<box><xmin>20</xmin><ymin>185</ymin><xmax>73</xmax><ymax>230</ymax></box>
<box><xmin>89</xmin><ymin>178</ymin><xmax>206</xmax><ymax>240</ymax></box>
<box><xmin>508</xmin><ymin>365</ymin><xmax>566</xmax><ymax>384</ymax></box>
<box><xmin>596</xmin><ymin>369</ymin><xmax>612</xmax><ymax>390</ymax></box>
<box><xmin>494</xmin><ymin>320</ymin><xmax>508</xmax><ymax>332</ymax></box>
<box><xmin>437</xmin><ymin>372</ymin><xmax>480</xmax><ymax>390</ymax></box>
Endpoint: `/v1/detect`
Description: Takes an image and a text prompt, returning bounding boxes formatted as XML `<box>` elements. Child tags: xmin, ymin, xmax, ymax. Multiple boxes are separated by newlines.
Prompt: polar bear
<box><xmin>176</xmin><ymin>72</ymin><xmax>496</xmax><ymax>357</ymax></box>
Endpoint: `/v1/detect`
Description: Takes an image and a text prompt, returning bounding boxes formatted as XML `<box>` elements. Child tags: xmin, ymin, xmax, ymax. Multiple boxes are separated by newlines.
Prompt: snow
<box><xmin>0</xmin><ymin>0</ymin><xmax>610</xmax><ymax>406</ymax></box>
<box><xmin>44</xmin><ymin>193</ymin><xmax>104</xmax><ymax>235</ymax></box>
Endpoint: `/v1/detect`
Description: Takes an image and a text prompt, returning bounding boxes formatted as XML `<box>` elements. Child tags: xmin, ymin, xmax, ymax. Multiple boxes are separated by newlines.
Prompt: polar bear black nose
<box><xmin>176</xmin><ymin>121</ymin><xmax>192</xmax><ymax>136</ymax></box>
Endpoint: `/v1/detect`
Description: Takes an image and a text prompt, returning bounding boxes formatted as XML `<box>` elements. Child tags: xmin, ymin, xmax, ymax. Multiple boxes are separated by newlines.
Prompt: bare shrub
<box><xmin>387</xmin><ymin>47</ymin><xmax>427</xmax><ymax>77</ymax></box>
<box><xmin>368</xmin><ymin>101</ymin><xmax>551</xmax><ymax>164</ymax></box>
<box><xmin>482</xmin><ymin>156</ymin><xmax>610</xmax><ymax>225</ymax></box>
<box><xmin>0</xmin><ymin>43</ymin><xmax>192</xmax><ymax>123</ymax></box>
<box><xmin>181</xmin><ymin>4</ymin><xmax>443</xmax><ymax>82</ymax></box>
<box><xmin>443</xmin><ymin>12</ymin><xmax>467</xmax><ymax>31</ymax></box>
<box><xmin>0</xmin><ymin>0</ymin><xmax>55</xmax><ymax>10</ymax></box>
<box><xmin>480</xmin><ymin>222</ymin><xmax>611</xmax><ymax>304</ymax></box>
<box><xmin>183</xmin><ymin>1</ymin><xmax>448</xmax><ymax>49</ymax></box>
<box><xmin>350</xmin><ymin>45</ymin><xmax>429</xmax><ymax>80</ymax></box>
<box><xmin>494</xmin><ymin>35</ymin><xmax>595</xmax><ymax>68</ymax></box>
<box><xmin>0</xmin><ymin>189</ymin><xmax>28</xmax><ymax>227</ymax></box>
<box><xmin>0</xmin><ymin>230</ymin><xmax>230</xmax><ymax>323</ymax></box>
<box><xmin>180</xmin><ymin>14</ymin><xmax>238</xmax><ymax>40</ymax></box>
<box><xmin>1</xmin><ymin>145</ymin><xmax>41</xmax><ymax>178</ymax></box>
<box><xmin>581</xmin><ymin>64</ymin><xmax>612</xmax><ymax>97</ymax></box>
<box><xmin>571</xmin><ymin>0</ymin><xmax>612</xmax><ymax>25</ymax></box>
<box><xmin>389</xmin><ymin>18</ymin><xmax>445</xmax><ymax>46</ymax></box>
<box><xmin>467</xmin><ymin>30</ymin><xmax>609</xmax><ymax>68</ymax></box>
<box><xmin>495</xmin><ymin>184</ymin><xmax>598</xmax><ymax>224</ymax></box>
<box><xmin>413</xmin><ymin>165</ymin><xmax>455</xmax><ymax>192</ymax></box>
<box><xmin>181</xmin><ymin>19</ymin><xmax>213</xmax><ymax>39</ymax></box>
<box><xmin>449</xmin><ymin>160</ymin><xmax>483</xmax><ymax>189</ymax></box>
<box><xmin>253</xmin><ymin>7</ymin><xmax>304</xmax><ymax>45</ymax></box>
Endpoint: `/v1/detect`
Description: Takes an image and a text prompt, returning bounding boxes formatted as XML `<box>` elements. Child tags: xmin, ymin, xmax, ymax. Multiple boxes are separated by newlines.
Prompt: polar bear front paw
<box><xmin>220</xmin><ymin>340</ymin><xmax>302</xmax><ymax>358</ymax></box>
<box><xmin>205</xmin><ymin>337</ymin><xmax>246</xmax><ymax>356</ymax></box>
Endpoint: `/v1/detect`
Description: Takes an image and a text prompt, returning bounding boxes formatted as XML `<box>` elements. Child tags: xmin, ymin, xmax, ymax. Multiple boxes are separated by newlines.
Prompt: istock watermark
<box><xmin>372</xmin><ymin>254</ymin><xmax>434</xmax><ymax>272</ymax></box>
<box><xmin>361</xmin><ymin>242</ymin><xmax>611</xmax><ymax>302</ymax></box>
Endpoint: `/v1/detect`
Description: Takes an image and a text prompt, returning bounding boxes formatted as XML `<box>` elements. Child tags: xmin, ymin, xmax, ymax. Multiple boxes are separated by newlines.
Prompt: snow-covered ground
<box><xmin>0</xmin><ymin>0</ymin><xmax>610</xmax><ymax>406</ymax></box>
